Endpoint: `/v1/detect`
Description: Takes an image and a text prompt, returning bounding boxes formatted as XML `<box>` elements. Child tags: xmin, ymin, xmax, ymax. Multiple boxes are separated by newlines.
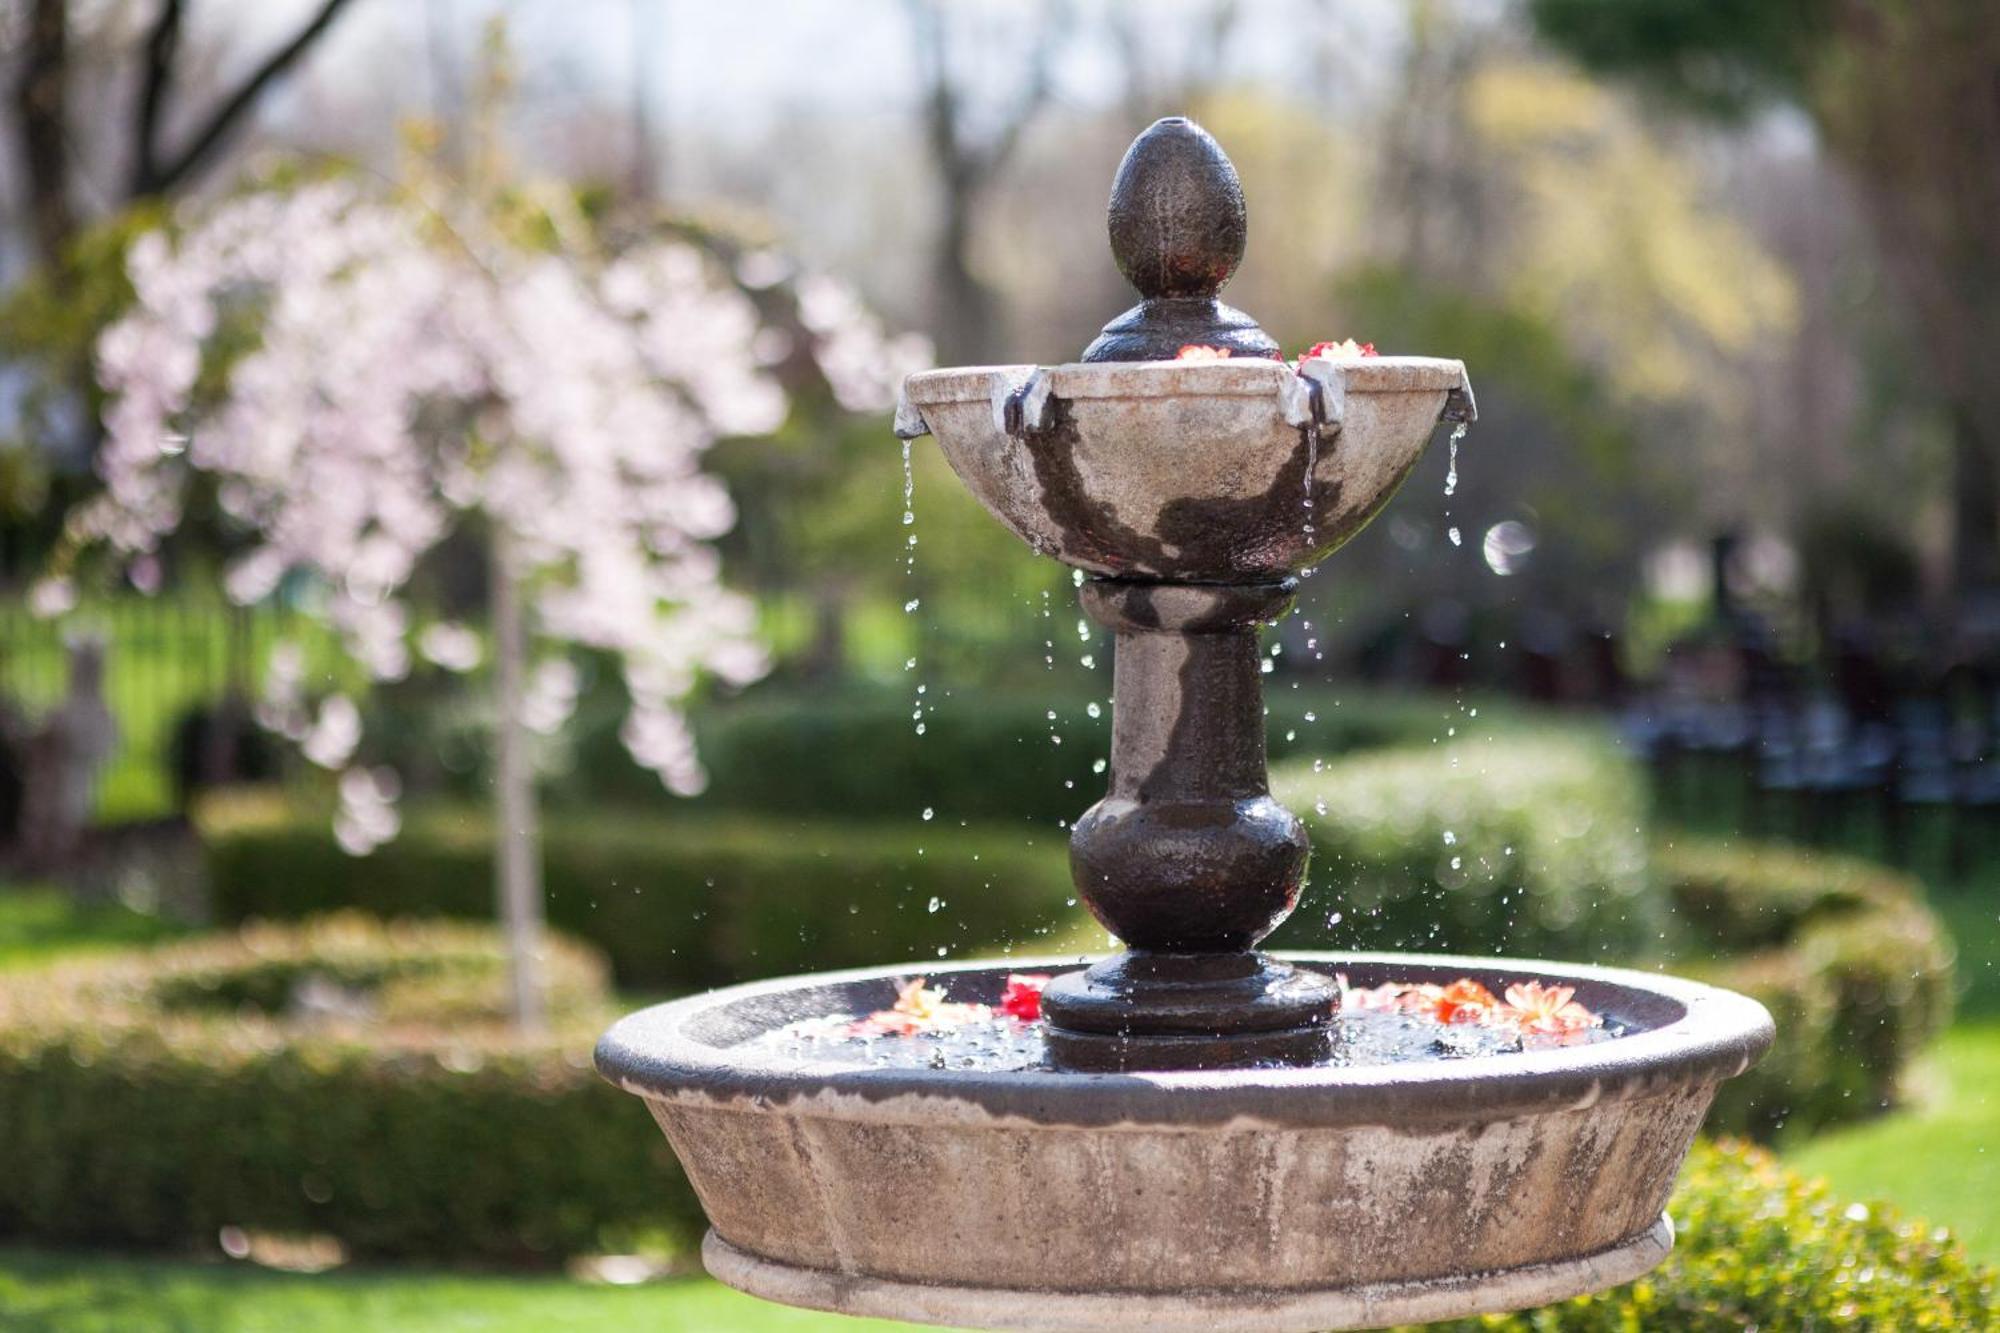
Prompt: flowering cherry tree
<box><xmin>58</xmin><ymin>173</ymin><xmax>926</xmax><ymax>1024</ymax></box>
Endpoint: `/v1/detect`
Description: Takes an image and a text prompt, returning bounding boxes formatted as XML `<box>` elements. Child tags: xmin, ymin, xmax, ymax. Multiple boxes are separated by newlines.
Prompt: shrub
<box><xmin>1267</xmin><ymin>733</ymin><xmax>1952</xmax><ymax>1142</ymax></box>
<box><xmin>1267</xmin><ymin>732</ymin><xmax>1663</xmax><ymax>961</ymax></box>
<box><xmin>199</xmin><ymin>794</ymin><xmax>1079</xmax><ymax>991</ymax></box>
<box><xmin>557</xmin><ymin>684</ymin><xmax>1486</xmax><ymax>822</ymax></box>
<box><xmin>0</xmin><ymin>916</ymin><xmax>698</xmax><ymax>1261</ymax></box>
<box><xmin>1662</xmin><ymin>840</ymin><xmax>1956</xmax><ymax>1141</ymax></box>
<box><xmin>1410</xmin><ymin>1139</ymin><xmax>1996</xmax><ymax>1331</ymax></box>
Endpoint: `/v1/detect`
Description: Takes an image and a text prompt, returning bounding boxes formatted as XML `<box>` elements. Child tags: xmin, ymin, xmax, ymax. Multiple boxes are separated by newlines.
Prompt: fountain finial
<box><xmin>1082</xmin><ymin>117</ymin><xmax>1281</xmax><ymax>362</ymax></box>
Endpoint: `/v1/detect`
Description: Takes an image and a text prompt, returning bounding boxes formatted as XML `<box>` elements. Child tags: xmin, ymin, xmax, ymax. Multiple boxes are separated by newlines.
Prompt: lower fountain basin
<box><xmin>596</xmin><ymin>952</ymin><xmax>1772</xmax><ymax>1333</ymax></box>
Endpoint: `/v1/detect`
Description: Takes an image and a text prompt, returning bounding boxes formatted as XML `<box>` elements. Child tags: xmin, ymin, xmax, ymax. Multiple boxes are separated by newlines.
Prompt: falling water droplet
<box><xmin>1448</xmin><ymin>527</ymin><xmax>1461</xmax><ymax>547</ymax></box>
<box><xmin>1444</xmin><ymin>421</ymin><xmax>1465</xmax><ymax>497</ymax></box>
<box><xmin>1302</xmin><ymin>421</ymin><xmax>1319</xmax><ymax>536</ymax></box>
<box><xmin>922</xmin><ymin>807</ymin><xmax>935</xmax><ymax>821</ymax></box>
<box><xmin>1086</xmin><ymin>702</ymin><xmax>1101</xmax><ymax>719</ymax></box>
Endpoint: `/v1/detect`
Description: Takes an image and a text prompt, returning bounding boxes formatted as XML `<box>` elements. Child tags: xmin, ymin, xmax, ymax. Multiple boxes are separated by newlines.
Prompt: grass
<box><xmin>1789</xmin><ymin>1023</ymin><xmax>2000</xmax><ymax>1263</ymax></box>
<box><xmin>0</xmin><ymin>886</ymin><xmax>188</xmax><ymax>966</ymax></box>
<box><xmin>1935</xmin><ymin>890</ymin><xmax>2000</xmax><ymax>1021</ymax></box>
<box><xmin>1781</xmin><ymin>884</ymin><xmax>2000</xmax><ymax>1262</ymax></box>
<box><xmin>0</xmin><ymin>1249</ymin><xmax>914</xmax><ymax>1333</ymax></box>
<box><xmin>0</xmin><ymin>595</ymin><xmax>333</xmax><ymax>823</ymax></box>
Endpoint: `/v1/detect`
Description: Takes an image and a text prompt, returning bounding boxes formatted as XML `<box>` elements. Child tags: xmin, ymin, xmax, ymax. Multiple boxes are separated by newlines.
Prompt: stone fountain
<box><xmin>597</xmin><ymin>118</ymin><xmax>1773</xmax><ymax>1331</ymax></box>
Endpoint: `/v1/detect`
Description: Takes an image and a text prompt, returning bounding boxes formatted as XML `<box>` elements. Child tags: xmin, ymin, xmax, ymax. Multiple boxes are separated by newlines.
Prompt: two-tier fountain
<box><xmin>598</xmin><ymin>119</ymin><xmax>1772</xmax><ymax>1331</ymax></box>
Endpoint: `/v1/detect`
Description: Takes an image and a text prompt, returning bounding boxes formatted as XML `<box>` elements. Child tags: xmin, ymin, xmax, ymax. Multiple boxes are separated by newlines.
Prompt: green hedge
<box><xmin>200</xmin><ymin>795</ymin><xmax>1079</xmax><ymax>991</ymax></box>
<box><xmin>0</xmin><ymin>916</ymin><xmax>697</xmax><ymax>1261</ymax></box>
<box><xmin>1411</xmin><ymin>1138</ymin><xmax>1995</xmax><ymax>1330</ymax></box>
<box><xmin>1267</xmin><ymin>732</ymin><xmax>1663</xmax><ymax>961</ymax></box>
<box><xmin>1662</xmin><ymin>841</ymin><xmax>1956</xmax><ymax>1141</ymax></box>
<box><xmin>558</xmin><ymin>684</ymin><xmax>1488</xmax><ymax>822</ymax></box>
<box><xmin>1265</xmin><ymin>734</ymin><xmax>1952</xmax><ymax>1142</ymax></box>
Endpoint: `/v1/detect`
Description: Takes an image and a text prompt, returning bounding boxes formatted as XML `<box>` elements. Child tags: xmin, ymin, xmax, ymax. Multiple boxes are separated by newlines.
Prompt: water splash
<box><xmin>901</xmin><ymin>436</ymin><xmax>924</xmax><ymax>735</ymax></box>
<box><xmin>1443</xmin><ymin>421</ymin><xmax>1465</xmax><ymax>497</ymax></box>
<box><xmin>901</xmin><ymin>438</ymin><xmax>918</xmax><ymax>576</ymax></box>
<box><xmin>1301</xmin><ymin>421</ymin><xmax>1320</xmax><ymax>537</ymax></box>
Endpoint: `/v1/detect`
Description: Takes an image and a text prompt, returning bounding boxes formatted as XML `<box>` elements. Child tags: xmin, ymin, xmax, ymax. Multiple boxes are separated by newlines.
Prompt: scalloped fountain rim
<box><xmin>897</xmin><ymin>355</ymin><xmax>1475</xmax><ymax>433</ymax></box>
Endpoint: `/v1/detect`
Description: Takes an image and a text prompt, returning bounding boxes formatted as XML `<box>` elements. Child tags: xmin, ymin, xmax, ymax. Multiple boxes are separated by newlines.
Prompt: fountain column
<box><xmin>1043</xmin><ymin>578</ymin><xmax>1338</xmax><ymax>1070</ymax></box>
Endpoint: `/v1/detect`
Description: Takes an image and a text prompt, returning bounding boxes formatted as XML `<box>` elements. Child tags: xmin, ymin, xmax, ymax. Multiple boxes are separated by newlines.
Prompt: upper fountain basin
<box><xmin>897</xmin><ymin>356</ymin><xmax>1474</xmax><ymax>583</ymax></box>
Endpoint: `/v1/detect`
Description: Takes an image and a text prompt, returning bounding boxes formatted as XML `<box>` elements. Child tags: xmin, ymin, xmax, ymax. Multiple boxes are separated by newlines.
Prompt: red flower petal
<box><xmin>999</xmin><ymin>973</ymin><xmax>1051</xmax><ymax>1022</ymax></box>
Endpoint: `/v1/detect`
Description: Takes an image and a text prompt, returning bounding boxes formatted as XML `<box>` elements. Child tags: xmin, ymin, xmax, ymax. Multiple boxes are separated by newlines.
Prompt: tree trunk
<box><xmin>13</xmin><ymin>0</ymin><xmax>74</xmax><ymax>270</ymax></box>
<box><xmin>490</xmin><ymin>530</ymin><xmax>546</xmax><ymax>1031</ymax></box>
<box><xmin>1815</xmin><ymin>1</ymin><xmax>2000</xmax><ymax>610</ymax></box>
<box><xmin>931</xmin><ymin>196</ymin><xmax>998</xmax><ymax>364</ymax></box>
<box><xmin>1950</xmin><ymin>403</ymin><xmax>2000</xmax><ymax>605</ymax></box>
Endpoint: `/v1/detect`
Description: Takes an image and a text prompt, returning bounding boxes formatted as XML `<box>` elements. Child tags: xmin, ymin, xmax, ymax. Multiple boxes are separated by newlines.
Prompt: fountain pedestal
<box><xmin>1046</xmin><ymin>578</ymin><xmax>1339</xmax><ymax>1070</ymax></box>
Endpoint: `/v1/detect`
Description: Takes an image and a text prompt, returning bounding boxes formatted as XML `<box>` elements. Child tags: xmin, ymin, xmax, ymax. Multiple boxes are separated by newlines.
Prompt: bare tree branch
<box><xmin>132</xmin><ymin>0</ymin><xmax>360</xmax><ymax>199</ymax></box>
<box><xmin>130</xmin><ymin>0</ymin><xmax>186</xmax><ymax>197</ymax></box>
<box><xmin>977</xmin><ymin>0</ymin><xmax>1067</xmax><ymax>177</ymax></box>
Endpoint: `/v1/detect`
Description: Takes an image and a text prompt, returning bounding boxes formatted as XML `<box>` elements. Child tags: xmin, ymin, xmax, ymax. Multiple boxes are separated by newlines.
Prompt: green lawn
<box><xmin>0</xmin><ymin>595</ymin><xmax>336</xmax><ymax>823</ymax></box>
<box><xmin>1935</xmin><ymin>890</ymin><xmax>2000</xmax><ymax>1020</ymax></box>
<box><xmin>1784</xmin><ymin>889</ymin><xmax>2000</xmax><ymax>1263</ymax></box>
<box><xmin>0</xmin><ymin>1250</ymin><xmax>912</xmax><ymax>1333</ymax></box>
<box><xmin>1790</xmin><ymin>1023</ymin><xmax>2000</xmax><ymax>1264</ymax></box>
<box><xmin>0</xmin><ymin>886</ymin><xmax>188</xmax><ymax>966</ymax></box>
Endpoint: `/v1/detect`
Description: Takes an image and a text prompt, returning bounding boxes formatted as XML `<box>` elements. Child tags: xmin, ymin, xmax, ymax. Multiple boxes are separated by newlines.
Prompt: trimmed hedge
<box><xmin>206</xmin><ymin>725</ymin><xmax>1954</xmax><ymax>1144</ymax></box>
<box><xmin>1267</xmin><ymin>732</ymin><xmax>1663</xmax><ymax>961</ymax></box>
<box><xmin>200</xmin><ymin>795</ymin><xmax>1078</xmax><ymax>991</ymax></box>
<box><xmin>1662</xmin><ymin>840</ymin><xmax>1956</xmax><ymax>1141</ymax></box>
<box><xmin>0</xmin><ymin>916</ymin><xmax>697</xmax><ymax>1261</ymax></box>
<box><xmin>1266</xmin><ymin>734</ymin><xmax>1953</xmax><ymax>1142</ymax></box>
<box><xmin>1410</xmin><ymin>1138</ymin><xmax>1995</xmax><ymax>1331</ymax></box>
<box><xmin>560</xmin><ymin>684</ymin><xmax>1487</xmax><ymax>822</ymax></box>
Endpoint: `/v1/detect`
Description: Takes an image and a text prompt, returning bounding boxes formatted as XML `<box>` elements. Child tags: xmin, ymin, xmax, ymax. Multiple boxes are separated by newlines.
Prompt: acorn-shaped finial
<box><xmin>1082</xmin><ymin>117</ymin><xmax>1278</xmax><ymax>363</ymax></box>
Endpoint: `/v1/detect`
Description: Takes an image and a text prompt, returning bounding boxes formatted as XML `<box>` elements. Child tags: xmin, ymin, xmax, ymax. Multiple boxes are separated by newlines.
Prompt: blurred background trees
<box><xmin>0</xmin><ymin>0</ymin><xmax>1992</xmax><ymax>830</ymax></box>
<box><xmin>1531</xmin><ymin>0</ymin><xmax>2000</xmax><ymax>611</ymax></box>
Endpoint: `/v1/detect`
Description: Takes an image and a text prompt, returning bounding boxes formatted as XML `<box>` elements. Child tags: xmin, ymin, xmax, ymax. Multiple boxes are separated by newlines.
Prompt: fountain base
<box><xmin>705</xmin><ymin>1214</ymin><xmax>1674</xmax><ymax>1333</ymax></box>
<box><xmin>1040</xmin><ymin>950</ymin><xmax>1339</xmax><ymax>1071</ymax></box>
<box><xmin>598</xmin><ymin>952</ymin><xmax>1771</xmax><ymax>1333</ymax></box>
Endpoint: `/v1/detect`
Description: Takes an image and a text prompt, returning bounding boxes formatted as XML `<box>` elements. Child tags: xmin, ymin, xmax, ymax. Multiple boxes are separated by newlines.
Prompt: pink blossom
<box><xmin>77</xmin><ymin>178</ymin><xmax>925</xmax><ymax>849</ymax></box>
